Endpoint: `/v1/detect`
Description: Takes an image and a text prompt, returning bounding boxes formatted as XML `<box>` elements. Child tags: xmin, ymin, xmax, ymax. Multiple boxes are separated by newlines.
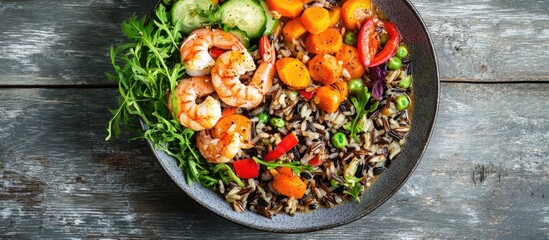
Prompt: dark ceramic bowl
<box><xmin>146</xmin><ymin>0</ymin><xmax>439</xmax><ymax>233</ymax></box>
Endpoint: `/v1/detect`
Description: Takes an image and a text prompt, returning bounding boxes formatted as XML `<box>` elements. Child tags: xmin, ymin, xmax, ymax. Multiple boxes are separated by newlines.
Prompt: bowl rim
<box><xmin>144</xmin><ymin>0</ymin><xmax>439</xmax><ymax>233</ymax></box>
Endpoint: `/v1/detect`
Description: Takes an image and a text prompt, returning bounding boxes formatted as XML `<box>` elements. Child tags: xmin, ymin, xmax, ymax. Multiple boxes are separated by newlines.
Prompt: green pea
<box><xmin>399</xmin><ymin>75</ymin><xmax>412</xmax><ymax>89</ymax></box>
<box><xmin>387</xmin><ymin>57</ymin><xmax>402</xmax><ymax>70</ymax></box>
<box><xmin>396</xmin><ymin>45</ymin><xmax>409</xmax><ymax>58</ymax></box>
<box><xmin>396</xmin><ymin>95</ymin><xmax>410</xmax><ymax>111</ymax></box>
<box><xmin>348</xmin><ymin>79</ymin><xmax>364</xmax><ymax>94</ymax></box>
<box><xmin>257</xmin><ymin>112</ymin><xmax>270</xmax><ymax>124</ymax></box>
<box><xmin>343</xmin><ymin>31</ymin><xmax>358</xmax><ymax>45</ymax></box>
<box><xmin>269</xmin><ymin>117</ymin><xmax>285</xmax><ymax>128</ymax></box>
<box><xmin>331</xmin><ymin>132</ymin><xmax>348</xmax><ymax>149</ymax></box>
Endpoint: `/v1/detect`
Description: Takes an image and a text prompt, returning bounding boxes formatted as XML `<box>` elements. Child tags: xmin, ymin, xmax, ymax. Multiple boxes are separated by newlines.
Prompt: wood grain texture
<box><xmin>0</xmin><ymin>0</ymin><xmax>156</xmax><ymax>86</ymax></box>
<box><xmin>413</xmin><ymin>0</ymin><xmax>549</xmax><ymax>82</ymax></box>
<box><xmin>0</xmin><ymin>84</ymin><xmax>547</xmax><ymax>238</ymax></box>
<box><xmin>0</xmin><ymin>0</ymin><xmax>548</xmax><ymax>86</ymax></box>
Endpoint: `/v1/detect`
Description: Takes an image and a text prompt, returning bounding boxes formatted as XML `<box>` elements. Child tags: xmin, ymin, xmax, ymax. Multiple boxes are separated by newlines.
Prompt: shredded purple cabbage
<box><xmin>371</xmin><ymin>66</ymin><xmax>387</xmax><ymax>100</ymax></box>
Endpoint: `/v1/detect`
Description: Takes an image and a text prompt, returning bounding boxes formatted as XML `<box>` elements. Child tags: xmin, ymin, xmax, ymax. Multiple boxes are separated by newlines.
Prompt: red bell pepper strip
<box><xmin>232</xmin><ymin>158</ymin><xmax>260</xmax><ymax>179</ymax></box>
<box><xmin>358</xmin><ymin>18</ymin><xmax>401</xmax><ymax>68</ymax></box>
<box><xmin>208</xmin><ymin>47</ymin><xmax>226</xmax><ymax>59</ymax></box>
<box><xmin>299</xmin><ymin>90</ymin><xmax>316</xmax><ymax>100</ymax></box>
<box><xmin>264</xmin><ymin>133</ymin><xmax>299</xmax><ymax>161</ymax></box>
<box><xmin>264</xmin><ymin>149</ymin><xmax>283</xmax><ymax>162</ymax></box>
<box><xmin>307</xmin><ymin>155</ymin><xmax>323</xmax><ymax>166</ymax></box>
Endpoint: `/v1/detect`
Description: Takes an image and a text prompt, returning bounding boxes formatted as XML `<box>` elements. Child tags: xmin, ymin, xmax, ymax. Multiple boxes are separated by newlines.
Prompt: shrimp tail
<box><xmin>253</xmin><ymin>35</ymin><xmax>276</xmax><ymax>95</ymax></box>
<box><xmin>260</xmin><ymin>35</ymin><xmax>276</xmax><ymax>64</ymax></box>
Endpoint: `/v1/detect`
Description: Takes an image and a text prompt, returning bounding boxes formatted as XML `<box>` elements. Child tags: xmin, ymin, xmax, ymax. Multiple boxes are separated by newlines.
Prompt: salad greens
<box><xmin>106</xmin><ymin>4</ymin><xmax>237</xmax><ymax>188</ymax></box>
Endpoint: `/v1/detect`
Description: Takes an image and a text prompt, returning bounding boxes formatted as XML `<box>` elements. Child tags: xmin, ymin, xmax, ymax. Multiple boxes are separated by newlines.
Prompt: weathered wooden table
<box><xmin>1</xmin><ymin>0</ymin><xmax>547</xmax><ymax>238</ymax></box>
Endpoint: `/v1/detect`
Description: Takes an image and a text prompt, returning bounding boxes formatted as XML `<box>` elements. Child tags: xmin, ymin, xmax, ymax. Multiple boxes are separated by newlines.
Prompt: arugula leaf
<box><xmin>341</xmin><ymin>158</ymin><xmax>364</xmax><ymax>202</ymax></box>
<box><xmin>349</xmin><ymin>86</ymin><xmax>379</xmax><ymax>142</ymax></box>
<box><xmin>213</xmin><ymin>163</ymin><xmax>245</xmax><ymax>187</ymax></box>
<box><xmin>153</xmin><ymin>4</ymin><xmax>182</xmax><ymax>49</ymax></box>
<box><xmin>343</xmin><ymin>121</ymin><xmax>363</xmax><ymax>133</ymax></box>
<box><xmin>253</xmin><ymin>157</ymin><xmax>314</xmax><ymax>175</ymax></box>
<box><xmin>343</xmin><ymin>183</ymin><xmax>363</xmax><ymax>203</ymax></box>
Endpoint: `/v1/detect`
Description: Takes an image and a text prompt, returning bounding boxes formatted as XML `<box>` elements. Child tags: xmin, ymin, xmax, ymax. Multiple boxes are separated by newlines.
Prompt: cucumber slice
<box><xmin>265</xmin><ymin>19</ymin><xmax>279</xmax><ymax>36</ymax></box>
<box><xmin>171</xmin><ymin>0</ymin><xmax>215</xmax><ymax>34</ymax></box>
<box><xmin>218</xmin><ymin>0</ymin><xmax>267</xmax><ymax>39</ymax></box>
<box><xmin>259</xmin><ymin>0</ymin><xmax>278</xmax><ymax>35</ymax></box>
<box><xmin>229</xmin><ymin>29</ymin><xmax>250</xmax><ymax>48</ymax></box>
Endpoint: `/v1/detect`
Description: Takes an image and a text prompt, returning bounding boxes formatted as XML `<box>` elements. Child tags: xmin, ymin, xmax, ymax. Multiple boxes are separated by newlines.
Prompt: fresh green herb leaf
<box><xmin>195</xmin><ymin>4</ymin><xmax>221</xmax><ymax>27</ymax></box>
<box><xmin>341</xmin><ymin>159</ymin><xmax>365</xmax><ymax>202</ymax></box>
<box><xmin>349</xmin><ymin>87</ymin><xmax>370</xmax><ymax>142</ymax></box>
<box><xmin>213</xmin><ymin>163</ymin><xmax>245</xmax><ymax>187</ymax></box>
<box><xmin>348</xmin><ymin>85</ymin><xmax>380</xmax><ymax>142</ymax></box>
<box><xmin>343</xmin><ymin>182</ymin><xmax>363</xmax><ymax>203</ymax></box>
<box><xmin>253</xmin><ymin>157</ymin><xmax>314</xmax><ymax>175</ymax></box>
<box><xmin>366</xmin><ymin>101</ymin><xmax>379</xmax><ymax>113</ymax></box>
<box><xmin>343</xmin><ymin>121</ymin><xmax>363</xmax><ymax>134</ymax></box>
<box><xmin>342</xmin><ymin>122</ymin><xmax>352</xmax><ymax>131</ymax></box>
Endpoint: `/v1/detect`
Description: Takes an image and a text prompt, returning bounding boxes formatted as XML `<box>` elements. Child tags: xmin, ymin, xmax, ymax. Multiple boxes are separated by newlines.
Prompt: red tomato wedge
<box><xmin>358</xmin><ymin>18</ymin><xmax>401</xmax><ymax>68</ymax></box>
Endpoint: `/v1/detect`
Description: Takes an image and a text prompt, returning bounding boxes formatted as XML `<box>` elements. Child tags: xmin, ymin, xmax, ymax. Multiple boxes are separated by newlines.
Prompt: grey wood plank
<box><xmin>0</xmin><ymin>84</ymin><xmax>547</xmax><ymax>238</ymax></box>
<box><xmin>1</xmin><ymin>0</ymin><xmax>548</xmax><ymax>86</ymax></box>
<box><xmin>413</xmin><ymin>0</ymin><xmax>549</xmax><ymax>82</ymax></box>
<box><xmin>0</xmin><ymin>0</ymin><xmax>157</xmax><ymax>86</ymax></box>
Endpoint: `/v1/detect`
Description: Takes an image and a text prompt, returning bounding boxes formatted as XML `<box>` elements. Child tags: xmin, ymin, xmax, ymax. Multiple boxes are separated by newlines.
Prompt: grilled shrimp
<box><xmin>196</xmin><ymin>130</ymin><xmax>242</xmax><ymax>163</ymax></box>
<box><xmin>167</xmin><ymin>76</ymin><xmax>222</xmax><ymax>131</ymax></box>
<box><xmin>211</xmin><ymin>36</ymin><xmax>276</xmax><ymax>108</ymax></box>
<box><xmin>180</xmin><ymin>28</ymin><xmax>246</xmax><ymax>76</ymax></box>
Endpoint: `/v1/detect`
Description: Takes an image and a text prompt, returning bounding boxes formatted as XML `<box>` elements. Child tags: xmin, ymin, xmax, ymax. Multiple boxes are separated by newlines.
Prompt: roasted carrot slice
<box><xmin>313</xmin><ymin>85</ymin><xmax>342</xmax><ymax>113</ymax></box>
<box><xmin>308</xmin><ymin>54</ymin><xmax>343</xmax><ymax>85</ymax></box>
<box><xmin>341</xmin><ymin>0</ymin><xmax>373</xmax><ymax>30</ymax></box>
<box><xmin>313</xmin><ymin>80</ymin><xmax>348</xmax><ymax>113</ymax></box>
<box><xmin>272</xmin><ymin>171</ymin><xmax>306</xmax><ymax>199</ymax></box>
<box><xmin>276</xmin><ymin>166</ymin><xmax>294</xmax><ymax>176</ymax></box>
<box><xmin>300</xmin><ymin>7</ymin><xmax>330</xmax><ymax>34</ymax></box>
<box><xmin>335</xmin><ymin>44</ymin><xmax>366</xmax><ymax>79</ymax></box>
<box><xmin>276</xmin><ymin>57</ymin><xmax>312</xmax><ymax>90</ymax></box>
<box><xmin>328</xmin><ymin>7</ymin><xmax>341</xmax><ymax>27</ymax></box>
<box><xmin>283</xmin><ymin>18</ymin><xmax>308</xmax><ymax>43</ymax></box>
<box><xmin>267</xmin><ymin>0</ymin><xmax>304</xmax><ymax>18</ymax></box>
<box><xmin>305</xmin><ymin>28</ymin><xmax>343</xmax><ymax>55</ymax></box>
<box><xmin>333</xmin><ymin>80</ymin><xmax>349</xmax><ymax>101</ymax></box>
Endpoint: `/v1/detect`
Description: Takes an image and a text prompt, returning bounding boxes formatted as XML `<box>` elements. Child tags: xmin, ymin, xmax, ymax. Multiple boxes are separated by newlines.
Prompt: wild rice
<box><xmin>214</xmin><ymin>1</ymin><xmax>414</xmax><ymax>217</ymax></box>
